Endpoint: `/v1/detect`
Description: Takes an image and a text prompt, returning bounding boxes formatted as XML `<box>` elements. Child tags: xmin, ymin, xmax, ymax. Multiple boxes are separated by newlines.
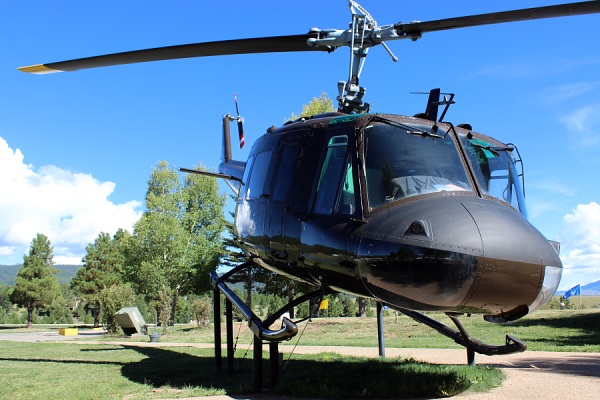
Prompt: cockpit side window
<box><xmin>312</xmin><ymin>135</ymin><xmax>356</xmax><ymax>215</ymax></box>
<box><xmin>246</xmin><ymin>150</ymin><xmax>272</xmax><ymax>200</ymax></box>
<box><xmin>239</xmin><ymin>155</ymin><xmax>255</xmax><ymax>200</ymax></box>
<box><xmin>271</xmin><ymin>145</ymin><xmax>301</xmax><ymax>202</ymax></box>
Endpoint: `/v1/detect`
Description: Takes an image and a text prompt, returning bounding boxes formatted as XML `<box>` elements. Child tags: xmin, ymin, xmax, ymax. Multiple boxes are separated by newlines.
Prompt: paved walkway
<box><xmin>1</xmin><ymin>332</ymin><xmax>599</xmax><ymax>399</ymax></box>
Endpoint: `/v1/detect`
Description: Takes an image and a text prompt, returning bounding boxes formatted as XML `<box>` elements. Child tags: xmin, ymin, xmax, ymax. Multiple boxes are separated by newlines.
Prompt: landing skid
<box><xmin>211</xmin><ymin>263</ymin><xmax>526</xmax><ymax>391</ymax></box>
<box><xmin>395</xmin><ymin>307</ymin><xmax>526</xmax><ymax>366</ymax></box>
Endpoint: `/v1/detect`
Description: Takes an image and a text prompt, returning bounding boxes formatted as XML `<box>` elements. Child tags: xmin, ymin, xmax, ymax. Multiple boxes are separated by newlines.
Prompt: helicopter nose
<box><xmin>460</xmin><ymin>199</ymin><xmax>562</xmax><ymax>320</ymax></box>
<box><xmin>356</xmin><ymin>197</ymin><xmax>562</xmax><ymax>318</ymax></box>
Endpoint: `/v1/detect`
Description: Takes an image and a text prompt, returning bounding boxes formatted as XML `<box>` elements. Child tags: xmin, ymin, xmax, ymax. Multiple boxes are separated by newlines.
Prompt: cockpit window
<box><xmin>460</xmin><ymin>134</ymin><xmax>527</xmax><ymax>217</ymax></box>
<box><xmin>364</xmin><ymin>121</ymin><xmax>471</xmax><ymax>210</ymax></box>
<box><xmin>313</xmin><ymin>135</ymin><xmax>356</xmax><ymax>215</ymax></box>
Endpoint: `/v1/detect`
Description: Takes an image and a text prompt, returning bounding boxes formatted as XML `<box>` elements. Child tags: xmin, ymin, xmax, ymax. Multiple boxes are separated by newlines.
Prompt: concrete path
<box><xmin>1</xmin><ymin>332</ymin><xmax>598</xmax><ymax>399</ymax></box>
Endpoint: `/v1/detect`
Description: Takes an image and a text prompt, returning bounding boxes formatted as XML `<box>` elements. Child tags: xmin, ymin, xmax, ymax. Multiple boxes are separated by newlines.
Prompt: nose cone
<box><xmin>460</xmin><ymin>199</ymin><xmax>562</xmax><ymax>318</ymax></box>
<box><xmin>356</xmin><ymin>196</ymin><xmax>561</xmax><ymax>317</ymax></box>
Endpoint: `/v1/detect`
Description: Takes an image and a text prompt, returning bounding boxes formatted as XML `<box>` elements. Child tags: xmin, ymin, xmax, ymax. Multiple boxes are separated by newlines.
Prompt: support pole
<box><xmin>377</xmin><ymin>302</ymin><xmax>386</xmax><ymax>358</ymax></box>
<box><xmin>253</xmin><ymin>337</ymin><xmax>263</xmax><ymax>392</ymax></box>
<box><xmin>467</xmin><ymin>348</ymin><xmax>476</xmax><ymax>367</ymax></box>
<box><xmin>269</xmin><ymin>342</ymin><xmax>280</xmax><ymax>389</ymax></box>
<box><xmin>226</xmin><ymin>298</ymin><xmax>234</xmax><ymax>374</ymax></box>
<box><xmin>213</xmin><ymin>288</ymin><xmax>222</xmax><ymax>372</ymax></box>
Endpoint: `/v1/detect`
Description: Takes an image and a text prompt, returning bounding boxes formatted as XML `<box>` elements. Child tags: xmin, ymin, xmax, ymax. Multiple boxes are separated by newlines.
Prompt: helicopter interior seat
<box><xmin>366</xmin><ymin>167</ymin><xmax>386</xmax><ymax>209</ymax></box>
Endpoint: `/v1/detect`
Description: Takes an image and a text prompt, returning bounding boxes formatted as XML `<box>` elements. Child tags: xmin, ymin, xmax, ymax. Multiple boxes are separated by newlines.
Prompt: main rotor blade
<box><xmin>19</xmin><ymin>33</ymin><xmax>325</xmax><ymax>74</ymax></box>
<box><xmin>396</xmin><ymin>1</ymin><xmax>600</xmax><ymax>37</ymax></box>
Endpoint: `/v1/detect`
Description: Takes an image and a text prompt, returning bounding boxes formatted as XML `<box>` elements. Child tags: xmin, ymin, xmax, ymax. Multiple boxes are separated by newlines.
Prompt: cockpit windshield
<box><xmin>459</xmin><ymin>133</ymin><xmax>527</xmax><ymax>217</ymax></box>
<box><xmin>364</xmin><ymin>121</ymin><xmax>471</xmax><ymax>210</ymax></box>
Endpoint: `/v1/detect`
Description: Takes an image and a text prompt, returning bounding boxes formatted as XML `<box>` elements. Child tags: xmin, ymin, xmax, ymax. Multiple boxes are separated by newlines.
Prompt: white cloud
<box><xmin>0</xmin><ymin>137</ymin><xmax>142</xmax><ymax>265</ymax></box>
<box><xmin>472</xmin><ymin>56</ymin><xmax>600</xmax><ymax>80</ymax></box>
<box><xmin>558</xmin><ymin>202</ymin><xmax>600</xmax><ymax>289</ymax></box>
<box><xmin>560</xmin><ymin>104</ymin><xmax>600</xmax><ymax>133</ymax></box>
<box><xmin>541</xmin><ymin>81</ymin><xmax>600</xmax><ymax>104</ymax></box>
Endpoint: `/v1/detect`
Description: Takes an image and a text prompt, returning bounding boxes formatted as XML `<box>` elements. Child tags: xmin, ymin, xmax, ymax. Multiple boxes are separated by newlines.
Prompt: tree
<box><xmin>125</xmin><ymin>161</ymin><xmax>226</xmax><ymax>333</ymax></box>
<box><xmin>189</xmin><ymin>295</ymin><xmax>211</xmax><ymax>329</ymax></box>
<box><xmin>288</xmin><ymin>92</ymin><xmax>335</xmax><ymax>121</ymax></box>
<box><xmin>10</xmin><ymin>233</ymin><xmax>60</xmax><ymax>328</ymax></box>
<box><xmin>71</xmin><ymin>230</ymin><xmax>130</xmax><ymax>327</ymax></box>
<box><xmin>0</xmin><ymin>285</ymin><xmax>11</xmax><ymax>311</ymax></box>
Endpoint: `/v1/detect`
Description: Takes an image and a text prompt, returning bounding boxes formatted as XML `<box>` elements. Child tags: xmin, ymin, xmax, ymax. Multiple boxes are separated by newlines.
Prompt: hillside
<box><xmin>0</xmin><ymin>264</ymin><xmax>81</xmax><ymax>286</ymax></box>
<box><xmin>582</xmin><ymin>280</ymin><xmax>600</xmax><ymax>296</ymax></box>
<box><xmin>554</xmin><ymin>280</ymin><xmax>600</xmax><ymax>296</ymax></box>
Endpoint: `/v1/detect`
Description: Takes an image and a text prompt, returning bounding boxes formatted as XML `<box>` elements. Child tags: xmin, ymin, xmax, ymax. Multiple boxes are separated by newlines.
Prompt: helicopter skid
<box><xmin>397</xmin><ymin>307</ymin><xmax>526</xmax><ymax>365</ymax></box>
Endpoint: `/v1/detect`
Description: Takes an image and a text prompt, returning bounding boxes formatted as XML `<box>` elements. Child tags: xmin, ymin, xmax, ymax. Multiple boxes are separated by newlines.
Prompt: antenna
<box><xmin>234</xmin><ymin>93</ymin><xmax>245</xmax><ymax>148</ymax></box>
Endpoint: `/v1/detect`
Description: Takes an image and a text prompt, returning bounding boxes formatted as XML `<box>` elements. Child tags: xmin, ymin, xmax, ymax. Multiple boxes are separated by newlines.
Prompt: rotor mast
<box><xmin>306</xmin><ymin>0</ymin><xmax>600</xmax><ymax>114</ymax></box>
<box><xmin>308</xmin><ymin>1</ymin><xmax>402</xmax><ymax>113</ymax></box>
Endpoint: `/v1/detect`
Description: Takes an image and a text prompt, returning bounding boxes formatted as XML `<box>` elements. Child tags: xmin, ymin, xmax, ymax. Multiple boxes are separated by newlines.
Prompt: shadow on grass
<box><xmin>511</xmin><ymin>312</ymin><xmax>600</xmax><ymax>347</ymax></box>
<box><xmin>120</xmin><ymin>347</ymin><xmax>490</xmax><ymax>399</ymax></box>
<box><xmin>120</xmin><ymin>345</ymin><xmax>255</xmax><ymax>393</ymax></box>
<box><xmin>0</xmin><ymin>357</ymin><xmax>124</xmax><ymax>366</ymax></box>
<box><xmin>0</xmin><ymin>326</ymin><xmax>26</xmax><ymax>330</ymax></box>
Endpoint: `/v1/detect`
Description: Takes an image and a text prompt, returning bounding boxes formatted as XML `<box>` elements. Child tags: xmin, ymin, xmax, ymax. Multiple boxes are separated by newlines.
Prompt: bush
<box><xmin>189</xmin><ymin>296</ymin><xmax>211</xmax><ymax>329</ymax></box>
<box><xmin>98</xmin><ymin>284</ymin><xmax>135</xmax><ymax>334</ymax></box>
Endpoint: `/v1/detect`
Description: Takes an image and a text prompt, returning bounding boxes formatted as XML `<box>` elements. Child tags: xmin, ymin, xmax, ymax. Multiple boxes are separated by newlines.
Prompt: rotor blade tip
<box><xmin>18</xmin><ymin>64</ymin><xmax>63</xmax><ymax>74</ymax></box>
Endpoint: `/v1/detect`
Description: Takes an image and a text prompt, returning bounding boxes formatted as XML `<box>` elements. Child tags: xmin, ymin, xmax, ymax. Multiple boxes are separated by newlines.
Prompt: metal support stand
<box><xmin>467</xmin><ymin>348</ymin><xmax>476</xmax><ymax>367</ymax></box>
<box><xmin>226</xmin><ymin>298</ymin><xmax>234</xmax><ymax>373</ymax></box>
<box><xmin>269</xmin><ymin>342</ymin><xmax>280</xmax><ymax>387</ymax></box>
<box><xmin>213</xmin><ymin>287</ymin><xmax>222</xmax><ymax>372</ymax></box>
<box><xmin>210</xmin><ymin>265</ymin><xmax>337</xmax><ymax>392</ymax></box>
<box><xmin>377</xmin><ymin>302</ymin><xmax>386</xmax><ymax>358</ymax></box>
<box><xmin>253</xmin><ymin>337</ymin><xmax>263</xmax><ymax>392</ymax></box>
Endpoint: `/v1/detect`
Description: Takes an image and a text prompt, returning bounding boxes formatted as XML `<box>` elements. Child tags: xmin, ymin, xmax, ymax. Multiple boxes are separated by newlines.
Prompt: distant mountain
<box><xmin>556</xmin><ymin>280</ymin><xmax>600</xmax><ymax>296</ymax></box>
<box><xmin>0</xmin><ymin>264</ymin><xmax>82</xmax><ymax>286</ymax></box>
<box><xmin>582</xmin><ymin>280</ymin><xmax>600</xmax><ymax>296</ymax></box>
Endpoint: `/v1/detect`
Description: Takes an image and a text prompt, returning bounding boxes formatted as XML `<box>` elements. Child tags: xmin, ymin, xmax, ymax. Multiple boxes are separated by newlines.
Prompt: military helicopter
<box><xmin>19</xmin><ymin>0</ymin><xmax>600</xmax><ymax>383</ymax></box>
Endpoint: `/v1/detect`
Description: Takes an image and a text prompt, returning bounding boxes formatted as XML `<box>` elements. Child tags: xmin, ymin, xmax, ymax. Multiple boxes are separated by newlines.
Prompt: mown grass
<box><xmin>1</xmin><ymin>309</ymin><xmax>597</xmax><ymax>398</ymax></box>
<box><xmin>78</xmin><ymin>309</ymin><xmax>600</xmax><ymax>353</ymax></box>
<box><xmin>0</xmin><ymin>341</ymin><xmax>502</xmax><ymax>399</ymax></box>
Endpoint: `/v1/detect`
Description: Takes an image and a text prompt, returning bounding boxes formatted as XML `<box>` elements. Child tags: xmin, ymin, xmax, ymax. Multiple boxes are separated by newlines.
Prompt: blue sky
<box><xmin>1</xmin><ymin>1</ymin><xmax>599</xmax><ymax>290</ymax></box>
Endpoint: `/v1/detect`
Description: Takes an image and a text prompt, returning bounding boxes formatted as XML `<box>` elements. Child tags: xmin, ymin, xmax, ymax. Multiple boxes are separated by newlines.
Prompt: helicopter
<box><xmin>18</xmin><ymin>0</ymin><xmax>600</xmax><ymax>385</ymax></box>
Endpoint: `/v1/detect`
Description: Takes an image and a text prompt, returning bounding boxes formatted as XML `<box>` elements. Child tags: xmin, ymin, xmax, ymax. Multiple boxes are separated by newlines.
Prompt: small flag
<box><xmin>319</xmin><ymin>299</ymin><xmax>329</xmax><ymax>310</ymax></box>
<box><xmin>564</xmin><ymin>284</ymin><xmax>581</xmax><ymax>299</ymax></box>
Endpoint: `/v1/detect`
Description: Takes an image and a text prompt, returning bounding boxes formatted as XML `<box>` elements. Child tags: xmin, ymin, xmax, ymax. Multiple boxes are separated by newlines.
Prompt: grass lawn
<box><xmin>0</xmin><ymin>341</ymin><xmax>502</xmax><ymax>399</ymax></box>
<box><xmin>0</xmin><ymin>308</ymin><xmax>597</xmax><ymax>398</ymax></box>
<box><xmin>74</xmin><ymin>309</ymin><xmax>600</xmax><ymax>353</ymax></box>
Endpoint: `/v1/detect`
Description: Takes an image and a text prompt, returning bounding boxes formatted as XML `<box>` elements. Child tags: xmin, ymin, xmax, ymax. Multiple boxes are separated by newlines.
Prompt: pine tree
<box><xmin>10</xmin><ymin>233</ymin><xmax>59</xmax><ymax>328</ymax></box>
<box><xmin>71</xmin><ymin>230</ymin><xmax>129</xmax><ymax>327</ymax></box>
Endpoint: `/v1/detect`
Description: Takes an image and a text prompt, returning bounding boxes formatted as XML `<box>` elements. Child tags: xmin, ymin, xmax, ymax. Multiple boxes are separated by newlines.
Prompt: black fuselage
<box><xmin>224</xmin><ymin>113</ymin><xmax>562</xmax><ymax>322</ymax></box>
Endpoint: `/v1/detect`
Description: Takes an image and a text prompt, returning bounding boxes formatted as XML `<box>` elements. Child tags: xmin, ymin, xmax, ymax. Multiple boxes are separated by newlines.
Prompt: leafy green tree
<box><xmin>71</xmin><ymin>230</ymin><xmax>130</xmax><ymax>327</ymax></box>
<box><xmin>125</xmin><ymin>161</ymin><xmax>226</xmax><ymax>333</ymax></box>
<box><xmin>10</xmin><ymin>233</ymin><xmax>60</xmax><ymax>328</ymax></box>
<box><xmin>289</xmin><ymin>92</ymin><xmax>335</xmax><ymax>121</ymax></box>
